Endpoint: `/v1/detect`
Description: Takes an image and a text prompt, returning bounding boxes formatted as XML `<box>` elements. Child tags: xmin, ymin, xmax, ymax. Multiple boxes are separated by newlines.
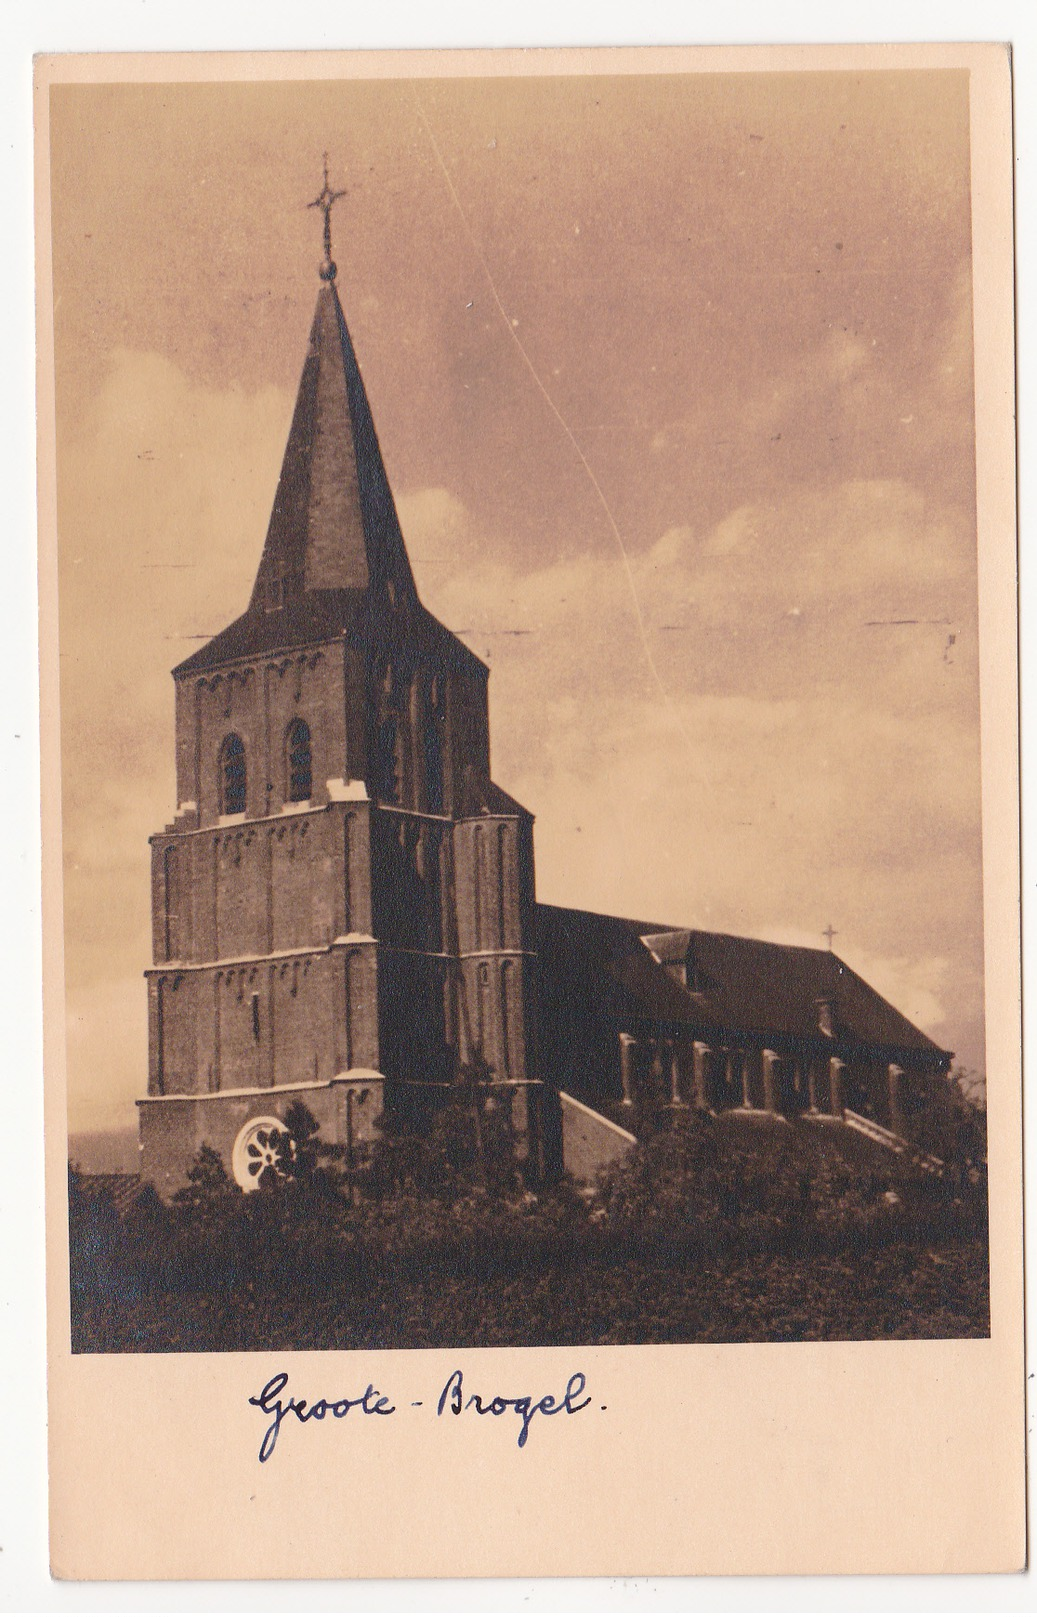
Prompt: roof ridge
<box><xmin>535</xmin><ymin>903</ymin><xmax>948</xmax><ymax>1058</ymax></box>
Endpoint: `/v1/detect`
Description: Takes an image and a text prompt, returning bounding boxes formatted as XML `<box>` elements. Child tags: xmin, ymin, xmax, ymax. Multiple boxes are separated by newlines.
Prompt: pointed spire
<box><xmin>247</xmin><ymin>160</ymin><xmax>417</xmax><ymax>615</ymax></box>
<box><xmin>175</xmin><ymin>165</ymin><xmax>421</xmax><ymax>677</ymax></box>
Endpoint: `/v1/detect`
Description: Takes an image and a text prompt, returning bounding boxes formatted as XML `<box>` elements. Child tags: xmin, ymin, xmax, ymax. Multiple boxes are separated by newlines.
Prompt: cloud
<box><xmin>58</xmin><ymin>350</ymin><xmax>294</xmax><ymax>1131</ymax></box>
<box><xmin>638</xmin><ymin>259</ymin><xmax>976</xmax><ymax>539</ymax></box>
<box><xmin>49</xmin><ymin>74</ymin><xmax>983</xmax><ymax>1134</ymax></box>
<box><xmin>417</xmin><ymin>473</ymin><xmax>978</xmax><ymax>739</ymax></box>
<box><xmin>57</xmin><ymin>346</ymin><xmax>986</xmax><ymax>1134</ymax></box>
<box><xmin>410</xmin><ymin>478</ymin><xmax>984</xmax><ymax>1069</ymax></box>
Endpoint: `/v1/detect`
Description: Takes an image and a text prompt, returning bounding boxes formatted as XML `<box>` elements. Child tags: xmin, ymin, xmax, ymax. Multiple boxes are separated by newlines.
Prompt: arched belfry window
<box><xmin>219</xmin><ymin>733</ymin><xmax>247</xmax><ymax>816</ymax></box>
<box><xmin>285</xmin><ymin>718</ymin><xmax>312</xmax><ymax>803</ymax></box>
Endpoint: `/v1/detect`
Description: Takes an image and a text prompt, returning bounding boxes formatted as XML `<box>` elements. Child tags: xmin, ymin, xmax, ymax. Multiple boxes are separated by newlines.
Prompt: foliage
<box><xmin>365</xmin><ymin>1057</ymin><xmax>522</xmax><ymax>1202</ymax></box>
<box><xmin>899</xmin><ymin>1064</ymin><xmax>987</xmax><ymax>1174</ymax></box>
<box><xmin>926</xmin><ymin>1066</ymin><xmax>988</xmax><ymax>1187</ymax></box>
<box><xmin>273</xmin><ymin>1100</ymin><xmax>351</xmax><ymax>1200</ymax></box>
<box><xmin>171</xmin><ymin>1142</ymin><xmax>236</xmax><ymax>1209</ymax></box>
<box><xmin>68</xmin><ymin>1098</ymin><xmax>989</xmax><ymax>1355</ymax></box>
<box><xmin>67</xmin><ymin>1166</ymin><xmax>124</xmax><ymax>1305</ymax></box>
<box><xmin>598</xmin><ymin>1110</ymin><xmax>913</xmax><ymax>1245</ymax></box>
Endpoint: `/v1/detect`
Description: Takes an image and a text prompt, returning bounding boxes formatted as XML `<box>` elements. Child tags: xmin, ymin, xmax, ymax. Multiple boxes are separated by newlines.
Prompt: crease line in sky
<box><xmin>409</xmin><ymin>89</ymin><xmax>708</xmax><ymax>786</ymax></box>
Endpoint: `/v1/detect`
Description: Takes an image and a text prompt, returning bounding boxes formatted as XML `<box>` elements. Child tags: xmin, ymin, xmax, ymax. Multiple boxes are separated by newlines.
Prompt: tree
<box><xmin>363</xmin><ymin>1054</ymin><xmax>523</xmax><ymax>1203</ymax></box>
<box><xmin>450</xmin><ymin>1052</ymin><xmax>521</xmax><ymax>1197</ymax></box>
<box><xmin>172</xmin><ymin>1142</ymin><xmax>236</xmax><ymax>1209</ymax></box>
<box><xmin>271</xmin><ymin>1101</ymin><xmax>350</xmax><ymax>1199</ymax></box>
<box><xmin>942</xmin><ymin>1067</ymin><xmax>987</xmax><ymax>1188</ymax></box>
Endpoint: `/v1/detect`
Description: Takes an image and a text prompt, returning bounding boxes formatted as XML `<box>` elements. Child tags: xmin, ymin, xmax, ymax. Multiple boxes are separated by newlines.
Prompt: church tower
<box><xmin>138</xmin><ymin>166</ymin><xmax>541</xmax><ymax>1197</ymax></box>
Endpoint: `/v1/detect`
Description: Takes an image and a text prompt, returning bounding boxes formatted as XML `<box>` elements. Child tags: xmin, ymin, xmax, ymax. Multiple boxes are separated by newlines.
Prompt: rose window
<box><xmin>231</xmin><ymin>1115</ymin><xmax>295</xmax><ymax>1192</ymax></box>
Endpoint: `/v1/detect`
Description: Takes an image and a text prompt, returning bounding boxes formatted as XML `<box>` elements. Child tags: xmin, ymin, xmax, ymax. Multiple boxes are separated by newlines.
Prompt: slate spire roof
<box><xmin>249</xmin><ymin>281</ymin><xmax>417</xmax><ymax>611</ymax></box>
<box><xmin>175</xmin><ymin>268</ymin><xmax>420</xmax><ymax>677</ymax></box>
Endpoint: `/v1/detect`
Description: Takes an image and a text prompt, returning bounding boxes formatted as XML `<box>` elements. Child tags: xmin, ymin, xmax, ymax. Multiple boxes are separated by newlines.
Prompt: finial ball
<box><xmin>319</xmin><ymin>259</ymin><xmax>338</xmax><ymax>282</ymax></box>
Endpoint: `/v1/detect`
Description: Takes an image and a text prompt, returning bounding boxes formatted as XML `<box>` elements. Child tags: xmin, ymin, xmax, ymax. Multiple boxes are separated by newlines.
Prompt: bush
<box><xmin>923</xmin><ymin>1067</ymin><xmax>988</xmax><ymax>1187</ymax></box>
<box><xmin>595</xmin><ymin>1109</ymin><xmax>979</xmax><ymax>1250</ymax></box>
<box><xmin>67</xmin><ymin>1098</ymin><xmax>989</xmax><ymax>1354</ymax></box>
<box><xmin>365</xmin><ymin>1058</ymin><xmax>522</xmax><ymax>1203</ymax></box>
<box><xmin>172</xmin><ymin>1143</ymin><xmax>236</xmax><ymax>1209</ymax></box>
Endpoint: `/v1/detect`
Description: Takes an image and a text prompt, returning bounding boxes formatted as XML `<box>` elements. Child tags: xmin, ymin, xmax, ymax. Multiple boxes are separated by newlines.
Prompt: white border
<box><xmin>5</xmin><ymin>3</ymin><xmax>1033</xmax><ymax>1612</ymax></box>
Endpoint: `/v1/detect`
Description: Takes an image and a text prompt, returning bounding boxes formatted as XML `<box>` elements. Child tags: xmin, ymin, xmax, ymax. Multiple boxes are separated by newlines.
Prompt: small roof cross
<box><xmin>309</xmin><ymin>153</ymin><xmax>347</xmax><ymax>281</ymax></box>
<box><xmin>822</xmin><ymin>923</ymin><xmax>838</xmax><ymax>951</ymax></box>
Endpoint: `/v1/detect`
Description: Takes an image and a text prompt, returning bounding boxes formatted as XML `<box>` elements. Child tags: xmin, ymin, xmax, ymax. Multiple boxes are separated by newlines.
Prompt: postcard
<box><xmin>37</xmin><ymin>43</ymin><xmax>1024</xmax><ymax>1578</ymax></box>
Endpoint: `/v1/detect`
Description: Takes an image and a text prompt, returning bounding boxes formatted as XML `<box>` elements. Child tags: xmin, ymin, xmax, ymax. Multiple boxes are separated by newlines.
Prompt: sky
<box><xmin>48</xmin><ymin>67</ymin><xmax>983</xmax><ymax>1137</ymax></box>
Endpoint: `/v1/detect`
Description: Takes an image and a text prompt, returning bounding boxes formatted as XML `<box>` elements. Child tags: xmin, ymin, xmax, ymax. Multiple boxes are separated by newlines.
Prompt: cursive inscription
<box><xmin>247</xmin><ymin>1367</ymin><xmax>596</xmax><ymax>1460</ymax></box>
<box><xmin>248</xmin><ymin>1370</ymin><xmax>396</xmax><ymax>1462</ymax></box>
<box><xmin>436</xmin><ymin>1367</ymin><xmax>592</xmax><ymax>1448</ymax></box>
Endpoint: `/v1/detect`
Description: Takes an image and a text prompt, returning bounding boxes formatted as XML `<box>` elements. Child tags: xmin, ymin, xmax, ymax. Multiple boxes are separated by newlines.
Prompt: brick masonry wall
<box><xmin>151</xmin><ymin>800</ymin><xmax>374</xmax><ymax>967</ymax></box>
<box><xmin>175</xmin><ymin>644</ymin><xmax>352</xmax><ymax>826</ymax></box>
<box><xmin>145</xmin><ymin>613</ymin><xmax>541</xmax><ymax>1194</ymax></box>
<box><xmin>138</xmin><ymin>1076</ymin><xmax>384</xmax><ymax>1200</ymax></box>
<box><xmin>147</xmin><ymin>940</ymin><xmax>380</xmax><ymax>1097</ymax></box>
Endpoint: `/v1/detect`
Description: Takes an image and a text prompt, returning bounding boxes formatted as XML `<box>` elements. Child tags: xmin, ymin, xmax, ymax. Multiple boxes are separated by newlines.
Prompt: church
<box><xmin>137</xmin><ymin>179</ymin><xmax>953</xmax><ymax>1198</ymax></box>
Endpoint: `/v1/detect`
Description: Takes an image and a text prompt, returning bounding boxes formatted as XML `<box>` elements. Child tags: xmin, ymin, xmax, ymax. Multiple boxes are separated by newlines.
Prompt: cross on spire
<box><xmin>822</xmin><ymin>923</ymin><xmax>838</xmax><ymax>951</ymax></box>
<box><xmin>308</xmin><ymin>153</ymin><xmax>347</xmax><ymax>282</ymax></box>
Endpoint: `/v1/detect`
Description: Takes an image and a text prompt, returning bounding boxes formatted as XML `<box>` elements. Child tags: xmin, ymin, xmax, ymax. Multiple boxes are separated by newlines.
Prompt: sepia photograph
<box><xmin>51</xmin><ymin>63</ymin><xmax>994</xmax><ymax>1358</ymax></box>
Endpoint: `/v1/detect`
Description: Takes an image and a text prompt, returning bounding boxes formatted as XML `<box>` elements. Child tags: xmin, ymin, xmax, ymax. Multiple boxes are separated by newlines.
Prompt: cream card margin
<box><xmin>35</xmin><ymin>41</ymin><xmax>1024</xmax><ymax>1580</ymax></box>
